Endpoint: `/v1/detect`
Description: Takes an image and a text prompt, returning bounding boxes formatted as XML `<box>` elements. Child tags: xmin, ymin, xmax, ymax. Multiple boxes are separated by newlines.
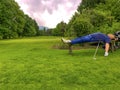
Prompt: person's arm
<box><xmin>104</xmin><ymin>43</ymin><xmax>110</xmax><ymax>56</ymax></box>
<box><xmin>105</xmin><ymin>43</ymin><xmax>110</xmax><ymax>52</ymax></box>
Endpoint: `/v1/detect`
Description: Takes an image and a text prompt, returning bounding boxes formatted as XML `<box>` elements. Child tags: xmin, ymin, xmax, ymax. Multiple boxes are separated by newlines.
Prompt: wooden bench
<box><xmin>68</xmin><ymin>40</ymin><xmax>118</xmax><ymax>54</ymax></box>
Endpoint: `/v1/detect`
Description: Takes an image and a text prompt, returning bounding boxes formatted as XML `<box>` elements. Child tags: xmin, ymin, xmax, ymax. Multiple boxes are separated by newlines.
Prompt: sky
<box><xmin>15</xmin><ymin>0</ymin><xmax>81</xmax><ymax>28</ymax></box>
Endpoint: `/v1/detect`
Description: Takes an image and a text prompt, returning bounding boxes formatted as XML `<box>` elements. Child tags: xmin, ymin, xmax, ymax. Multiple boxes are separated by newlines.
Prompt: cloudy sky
<box><xmin>15</xmin><ymin>0</ymin><xmax>81</xmax><ymax>28</ymax></box>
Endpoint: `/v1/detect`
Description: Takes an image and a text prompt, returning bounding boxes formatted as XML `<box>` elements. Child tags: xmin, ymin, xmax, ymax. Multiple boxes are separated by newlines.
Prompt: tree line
<box><xmin>0</xmin><ymin>0</ymin><xmax>39</xmax><ymax>39</ymax></box>
<box><xmin>52</xmin><ymin>0</ymin><xmax>120</xmax><ymax>37</ymax></box>
<box><xmin>1</xmin><ymin>0</ymin><xmax>120</xmax><ymax>39</ymax></box>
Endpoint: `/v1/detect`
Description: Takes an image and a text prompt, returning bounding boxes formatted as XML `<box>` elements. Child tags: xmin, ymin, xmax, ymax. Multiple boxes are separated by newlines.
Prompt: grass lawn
<box><xmin>0</xmin><ymin>36</ymin><xmax>120</xmax><ymax>90</ymax></box>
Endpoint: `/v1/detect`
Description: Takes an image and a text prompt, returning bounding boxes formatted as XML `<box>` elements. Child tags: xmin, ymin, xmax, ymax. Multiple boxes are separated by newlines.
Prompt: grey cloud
<box><xmin>16</xmin><ymin>0</ymin><xmax>81</xmax><ymax>27</ymax></box>
<box><xmin>22</xmin><ymin>0</ymin><xmax>81</xmax><ymax>14</ymax></box>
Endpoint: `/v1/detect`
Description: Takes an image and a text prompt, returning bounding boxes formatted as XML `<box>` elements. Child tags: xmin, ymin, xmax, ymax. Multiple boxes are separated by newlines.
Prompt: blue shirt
<box><xmin>90</xmin><ymin>33</ymin><xmax>111</xmax><ymax>43</ymax></box>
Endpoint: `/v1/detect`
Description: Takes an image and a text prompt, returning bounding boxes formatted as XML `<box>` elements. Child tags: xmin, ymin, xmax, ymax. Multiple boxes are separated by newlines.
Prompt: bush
<box><xmin>73</xmin><ymin>19</ymin><xmax>93</xmax><ymax>36</ymax></box>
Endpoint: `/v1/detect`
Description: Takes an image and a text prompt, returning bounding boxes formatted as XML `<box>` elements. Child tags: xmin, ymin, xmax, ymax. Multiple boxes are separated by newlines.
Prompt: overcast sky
<box><xmin>15</xmin><ymin>0</ymin><xmax>81</xmax><ymax>28</ymax></box>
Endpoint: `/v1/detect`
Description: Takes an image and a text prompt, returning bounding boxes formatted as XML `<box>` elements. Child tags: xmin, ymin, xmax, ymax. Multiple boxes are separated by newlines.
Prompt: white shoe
<box><xmin>61</xmin><ymin>38</ymin><xmax>71</xmax><ymax>44</ymax></box>
<box><xmin>104</xmin><ymin>52</ymin><xmax>109</xmax><ymax>56</ymax></box>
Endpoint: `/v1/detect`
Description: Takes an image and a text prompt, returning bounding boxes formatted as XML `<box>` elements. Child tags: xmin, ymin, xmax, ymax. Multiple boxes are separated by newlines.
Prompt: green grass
<box><xmin>0</xmin><ymin>36</ymin><xmax>120</xmax><ymax>90</ymax></box>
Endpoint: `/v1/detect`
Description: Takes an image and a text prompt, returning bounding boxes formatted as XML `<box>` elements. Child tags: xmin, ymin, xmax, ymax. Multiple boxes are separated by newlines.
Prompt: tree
<box><xmin>72</xmin><ymin>19</ymin><xmax>93</xmax><ymax>36</ymax></box>
<box><xmin>77</xmin><ymin>0</ymin><xmax>106</xmax><ymax>13</ymax></box>
<box><xmin>23</xmin><ymin>15</ymin><xmax>38</xmax><ymax>36</ymax></box>
<box><xmin>0</xmin><ymin>0</ymin><xmax>25</xmax><ymax>38</ymax></box>
<box><xmin>111</xmin><ymin>0</ymin><xmax>120</xmax><ymax>21</ymax></box>
<box><xmin>0</xmin><ymin>0</ymin><xmax>39</xmax><ymax>39</ymax></box>
<box><xmin>66</xmin><ymin>0</ymin><xmax>120</xmax><ymax>36</ymax></box>
<box><xmin>52</xmin><ymin>21</ymin><xmax>67</xmax><ymax>36</ymax></box>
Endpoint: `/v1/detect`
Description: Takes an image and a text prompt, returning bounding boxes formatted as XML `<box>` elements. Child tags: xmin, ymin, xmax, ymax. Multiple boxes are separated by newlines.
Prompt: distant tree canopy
<box><xmin>52</xmin><ymin>21</ymin><xmax>67</xmax><ymax>36</ymax></box>
<box><xmin>53</xmin><ymin>0</ymin><xmax>120</xmax><ymax>37</ymax></box>
<box><xmin>0</xmin><ymin>0</ymin><xmax>39</xmax><ymax>39</ymax></box>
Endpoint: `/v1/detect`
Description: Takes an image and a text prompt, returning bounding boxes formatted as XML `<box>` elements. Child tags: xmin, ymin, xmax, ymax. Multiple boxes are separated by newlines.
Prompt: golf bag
<box><xmin>114</xmin><ymin>31</ymin><xmax>120</xmax><ymax>41</ymax></box>
<box><xmin>114</xmin><ymin>31</ymin><xmax>120</xmax><ymax>49</ymax></box>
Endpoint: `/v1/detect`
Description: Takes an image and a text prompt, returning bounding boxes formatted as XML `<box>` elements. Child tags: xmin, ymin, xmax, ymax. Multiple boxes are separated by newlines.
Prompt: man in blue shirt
<box><xmin>61</xmin><ymin>32</ymin><xmax>118</xmax><ymax>56</ymax></box>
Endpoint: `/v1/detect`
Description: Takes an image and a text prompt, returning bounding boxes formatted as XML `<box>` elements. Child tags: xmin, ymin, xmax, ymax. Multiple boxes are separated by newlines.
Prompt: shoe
<box><xmin>104</xmin><ymin>52</ymin><xmax>109</xmax><ymax>56</ymax></box>
<box><xmin>61</xmin><ymin>38</ymin><xmax>71</xmax><ymax>44</ymax></box>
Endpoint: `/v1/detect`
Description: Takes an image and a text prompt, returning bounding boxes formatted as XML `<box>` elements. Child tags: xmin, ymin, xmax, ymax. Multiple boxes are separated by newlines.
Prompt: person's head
<box><xmin>107</xmin><ymin>34</ymin><xmax>118</xmax><ymax>41</ymax></box>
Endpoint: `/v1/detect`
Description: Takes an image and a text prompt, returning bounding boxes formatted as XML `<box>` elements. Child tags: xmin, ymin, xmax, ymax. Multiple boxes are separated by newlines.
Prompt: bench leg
<box><xmin>110</xmin><ymin>43</ymin><xmax>114</xmax><ymax>52</ymax></box>
<box><xmin>68</xmin><ymin>44</ymin><xmax>72</xmax><ymax>54</ymax></box>
<box><xmin>110</xmin><ymin>40</ymin><xmax>116</xmax><ymax>52</ymax></box>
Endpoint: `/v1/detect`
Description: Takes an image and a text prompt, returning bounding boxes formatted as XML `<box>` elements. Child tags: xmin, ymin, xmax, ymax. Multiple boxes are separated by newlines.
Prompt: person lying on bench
<box><xmin>61</xmin><ymin>32</ymin><xmax>119</xmax><ymax>56</ymax></box>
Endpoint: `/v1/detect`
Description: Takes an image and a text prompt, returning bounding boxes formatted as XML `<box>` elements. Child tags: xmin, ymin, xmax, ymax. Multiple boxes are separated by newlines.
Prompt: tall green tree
<box><xmin>23</xmin><ymin>15</ymin><xmax>38</xmax><ymax>36</ymax></box>
<box><xmin>77</xmin><ymin>0</ymin><xmax>106</xmax><ymax>13</ymax></box>
<box><xmin>52</xmin><ymin>21</ymin><xmax>67</xmax><ymax>36</ymax></box>
<box><xmin>72</xmin><ymin>19</ymin><xmax>93</xmax><ymax>36</ymax></box>
<box><xmin>0</xmin><ymin>0</ymin><xmax>39</xmax><ymax>39</ymax></box>
<box><xmin>0</xmin><ymin>0</ymin><xmax>25</xmax><ymax>39</ymax></box>
<box><xmin>65</xmin><ymin>0</ymin><xmax>120</xmax><ymax>37</ymax></box>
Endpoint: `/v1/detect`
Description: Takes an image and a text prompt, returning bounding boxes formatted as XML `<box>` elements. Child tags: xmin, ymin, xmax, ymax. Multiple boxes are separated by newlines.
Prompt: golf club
<box><xmin>93</xmin><ymin>41</ymin><xmax>100</xmax><ymax>60</ymax></box>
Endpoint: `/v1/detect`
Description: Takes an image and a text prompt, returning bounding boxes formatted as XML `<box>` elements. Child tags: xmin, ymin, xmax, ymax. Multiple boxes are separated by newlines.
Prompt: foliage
<box><xmin>65</xmin><ymin>12</ymin><xmax>80</xmax><ymax>37</ymax></box>
<box><xmin>23</xmin><ymin>15</ymin><xmax>38</xmax><ymax>36</ymax></box>
<box><xmin>0</xmin><ymin>0</ymin><xmax>39</xmax><ymax>39</ymax></box>
<box><xmin>72</xmin><ymin>19</ymin><xmax>93</xmax><ymax>36</ymax></box>
<box><xmin>77</xmin><ymin>0</ymin><xmax>106</xmax><ymax>13</ymax></box>
<box><xmin>52</xmin><ymin>21</ymin><xmax>67</xmax><ymax>36</ymax></box>
<box><xmin>1</xmin><ymin>0</ymin><xmax>120</xmax><ymax>38</ymax></box>
<box><xmin>63</xmin><ymin>0</ymin><xmax>120</xmax><ymax>36</ymax></box>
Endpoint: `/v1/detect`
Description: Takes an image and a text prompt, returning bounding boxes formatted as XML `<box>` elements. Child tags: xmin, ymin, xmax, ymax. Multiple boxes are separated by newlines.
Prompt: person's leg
<box><xmin>61</xmin><ymin>35</ymin><xmax>93</xmax><ymax>44</ymax></box>
<box><xmin>71</xmin><ymin>35</ymin><xmax>92</xmax><ymax>44</ymax></box>
<box><xmin>61</xmin><ymin>38</ymin><xmax>71</xmax><ymax>44</ymax></box>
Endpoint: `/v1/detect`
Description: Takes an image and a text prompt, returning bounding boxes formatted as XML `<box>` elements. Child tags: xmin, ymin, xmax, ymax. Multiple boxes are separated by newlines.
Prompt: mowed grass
<box><xmin>0</xmin><ymin>36</ymin><xmax>120</xmax><ymax>90</ymax></box>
